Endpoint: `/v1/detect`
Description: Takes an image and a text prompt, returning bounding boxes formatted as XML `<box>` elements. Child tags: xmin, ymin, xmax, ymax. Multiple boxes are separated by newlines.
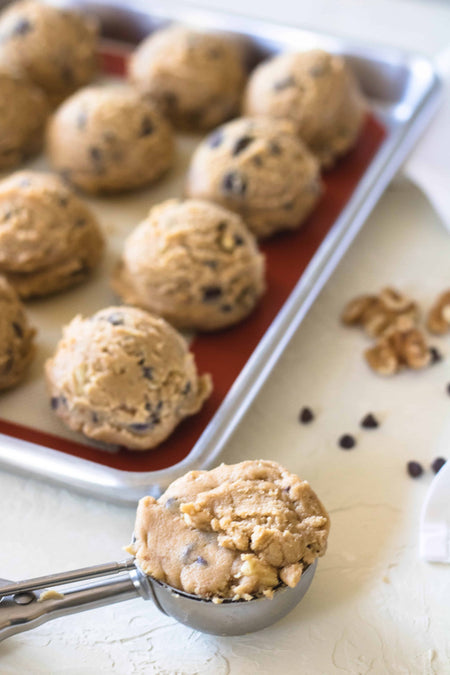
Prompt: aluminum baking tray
<box><xmin>0</xmin><ymin>0</ymin><xmax>441</xmax><ymax>504</ymax></box>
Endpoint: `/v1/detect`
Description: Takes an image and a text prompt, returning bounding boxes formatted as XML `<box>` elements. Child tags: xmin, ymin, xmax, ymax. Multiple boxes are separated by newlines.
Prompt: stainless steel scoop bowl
<box><xmin>0</xmin><ymin>557</ymin><xmax>317</xmax><ymax>639</ymax></box>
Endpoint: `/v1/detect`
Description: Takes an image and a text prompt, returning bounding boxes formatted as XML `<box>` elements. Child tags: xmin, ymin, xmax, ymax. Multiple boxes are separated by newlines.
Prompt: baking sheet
<box><xmin>0</xmin><ymin>1</ymin><xmax>441</xmax><ymax>503</ymax></box>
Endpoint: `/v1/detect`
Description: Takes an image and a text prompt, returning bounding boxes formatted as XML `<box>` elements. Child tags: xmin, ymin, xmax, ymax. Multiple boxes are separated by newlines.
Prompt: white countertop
<box><xmin>1</xmin><ymin>0</ymin><xmax>450</xmax><ymax>673</ymax></box>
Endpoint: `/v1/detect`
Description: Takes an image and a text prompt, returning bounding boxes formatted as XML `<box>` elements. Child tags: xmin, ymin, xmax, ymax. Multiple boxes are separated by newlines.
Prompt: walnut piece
<box><xmin>341</xmin><ymin>287</ymin><xmax>419</xmax><ymax>339</ymax></box>
<box><xmin>427</xmin><ymin>291</ymin><xmax>450</xmax><ymax>335</ymax></box>
<box><xmin>364</xmin><ymin>328</ymin><xmax>431</xmax><ymax>376</ymax></box>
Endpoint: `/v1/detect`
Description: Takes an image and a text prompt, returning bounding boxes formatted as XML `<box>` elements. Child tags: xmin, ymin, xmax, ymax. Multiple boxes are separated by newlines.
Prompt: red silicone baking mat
<box><xmin>0</xmin><ymin>44</ymin><xmax>386</xmax><ymax>472</ymax></box>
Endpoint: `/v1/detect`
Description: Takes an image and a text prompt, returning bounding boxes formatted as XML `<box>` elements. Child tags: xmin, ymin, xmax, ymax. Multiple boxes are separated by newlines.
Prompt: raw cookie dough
<box><xmin>0</xmin><ymin>171</ymin><xmax>104</xmax><ymax>299</ymax></box>
<box><xmin>112</xmin><ymin>199</ymin><xmax>266</xmax><ymax>331</ymax></box>
<box><xmin>45</xmin><ymin>306</ymin><xmax>212</xmax><ymax>450</ymax></box>
<box><xmin>0</xmin><ymin>0</ymin><xmax>98</xmax><ymax>105</ymax></box>
<box><xmin>0</xmin><ymin>72</ymin><xmax>48</xmax><ymax>169</ymax></box>
<box><xmin>129</xmin><ymin>25</ymin><xmax>246</xmax><ymax>130</ymax></box>
<box><xmin>243</xmin><ymin>49</ymin><xmax>366</xmax><ymax>168</ymax></box>
<box><xmin>185</xmin><ymin>117</ymin><xmax>321</xmax><ymax>238</ymax></box>
<box><xmin>127</xmin><ymin>459</ymin><xmax>330</xmax><ymax>600</ymax></box>
<box><xmin>47</xmin><ymin>86</ymin><xmax>175</xmax><ymax>194</ymax></box>
<box><xmin>0</xmin><ymin>275</ymin><xmax>35</xmax><ymax>390</ymax></box>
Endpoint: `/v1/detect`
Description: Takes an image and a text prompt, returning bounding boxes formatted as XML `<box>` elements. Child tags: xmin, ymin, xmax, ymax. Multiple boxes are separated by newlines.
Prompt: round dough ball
<box><xmin>45</xmin><ymin>306</ymin><xmax>213</xmax><ymax>450</ymax></box>
<box><xmin>186</xmin><ymin>117</ymin><xmax>321</xmax><ymax>238</ymax></box>
<box><xmin>0</xmin><ymin>0</ymin><xmax>98</xmax><ymax>105</ymax></box>
<box><xmin>129</xmin><ymin>25</ymin><xmax>246</xmax><ymax>130</ymax></box>
<box><xmin>243</xmin><ymin>50</ymin><xmax>366</xmax><ymax>168</ymax></box>
<box><xmin>0</xmin><ymin>72</ymin><xmax>48</xmax><ymax>169</ymax></box>
<box><xmin>112</xmin><ymin>199</ymin><xmax>266</xmax><ymax>331</ymax></box>
<box><xmin>47</xmin><ymin>86</ymin><xmax>175</xmax><ymax>194</ymax></box>
<box><xmin>0</xmin><ymin>275</ymin><xmax>35</xmax><ymax>390</ymax></box>
<box><xmin>0</xmin><ymin>171</ymin><xmax>104</xmax><ymax>299</ymax></box>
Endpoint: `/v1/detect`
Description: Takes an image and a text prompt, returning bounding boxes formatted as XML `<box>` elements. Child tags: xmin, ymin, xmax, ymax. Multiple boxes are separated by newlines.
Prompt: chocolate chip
<box><xmin>140</xmin><ymin>116</ymin><xmax>154</xmax><ymax>137</ymax></box>
<box><xmin>202</xmin><ymin>286</ymin><xmax>222</xmax><ymax>302</ymax></box>
<box><xmin>361</xmin><ymin>413</ymin><xmax>379</xmax><ymax>429</ymax></box>
<box><xmin>298</xmin><ymin>407</ymin><xmax>314</xmax><ymax>424</ymax></box>
<box><xmin>429</xmin><ymin>347</ymin><xmax>442</xmax><ymax>364</ymax></box>
<box><xmin>50</xmin><ymin>397</ymin><xmax>59</xmax><ymax>410</ymax></box>
<box><xmin>252</xmin><ymin>155</ymin><xmax>263</xmax><ymax>167</ymax></box>
<box><xmin>142</xmin><ymin>366</ymin><xmax>153</xmax><ymax>380</ymax></box>
<box><xmin>407</xmin><ymin>461</ymin><xmax>423</xmax><ymax>478</ymax></box>
<box><xmin>128</xmin><ymin>422</ymin><xmax>151</xmax><ymax>433</ymax></box>
<box><xmin>221</xmin><ymin>304</ymin><xmax>232</xmax><ymax>313</ymax></box>
<box><xmin>232</xmin><ymin>136</ymin><xmax>254</xmax><ymax>156</ymax></box>
<box><xmin>74</xmin><ymin>218</ymin><xmax>86</xmax><ymax>228</ymax></box>
<box><xmin>222</xmin><ymin>171</ymin><xmax>247</xmax><ymax>196</ymax></box>
<box><xmin>431</xmin><ymin>457</ymin><xmax>446</xmax><ymax>474</ymax></box>
<box><xmin>204</xmin><ymin>260</ymin><xmax>217</xmax><ymax>269</ymax></box>
<box><xmin>339</xmin><ymin>434</ymin><xmax>356</xmax><ymax>450</ymax></box>
<box><xmin>182</xmin><ymin>381</ymin><xmax>191</xmax><ymax>395</ymax></box>
<box><xmin>269</xmin><ymin>141</ymin><xmax>281</xmax><ymax>155</ymax></box>
<box><xmin>208</xmin><ymin>129</ymin><xmax>223</xmax><ymax>148</ymax></box>
<box><xmin>165</xmin><ymin>497</ymin><xmax>179</xmax><ymax>512</ymax></box>
<box><xmin>106</xmin><ymin>313</ymin><xmax>124</xmax><ymax>326</ymax></box>
<box><xmin>283</xmin><ymin>200</ymin><xmax>294</xmax><ymax>210</ymax></box>
<box><xmin>59</xmin><ymin>195</ymin><xmax>69</xmax><ymax>207</ymax></box>
<box><xmin>12</xmin><ymin>322</ymin><xmax>23</xmax><ymax>338</ymax></box>
<box><xmin>234</xmin><ymin>234</ymin><xmax>244</xmax><ymax>246</ymax></box>
<box><xmin>273</xmin><ymin>76</ymin><xmax>295</xmax><ymax>91</ymax></box>
<box><xmin>92</xmin><ymin>412</ymin><xmax>99</xmax><ymax>423</ymax></box>
<box><xmin>217</xmin><ymin>221</ymin><xmax>227</xmax><ymax>232</ymax></box>
<box><xmin>89</xmin><ymin>146</ymin><xmax>102</xmax><ymax>162</ymax></box>
<box><xmin>12</xmin><ymin>18</ymin><xmax>32</xmax><ymax>36</ymax></box>
<box><xmin>180</xmin><ymin>543</ymin><xmax>195</xmax><ymax>562</ymax></box>
<box><xmin>196</xmin><ymin>556</ymin><xmax>208</xmax><ymax>566</ymax></box>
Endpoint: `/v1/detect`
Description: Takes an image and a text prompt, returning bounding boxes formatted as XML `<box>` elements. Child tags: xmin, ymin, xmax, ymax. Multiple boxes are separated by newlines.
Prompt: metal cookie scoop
<box><xmin>0</xmin><ymin>556</ymin><xmax>317</xmax><ymax>639</ymax></box>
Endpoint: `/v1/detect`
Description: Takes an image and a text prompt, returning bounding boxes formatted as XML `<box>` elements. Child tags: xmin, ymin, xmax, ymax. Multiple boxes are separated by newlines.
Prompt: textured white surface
<box><xmin>1</xmin><ymin>0</ymin><xmax>450</xmax><ymax>673</ymax></box>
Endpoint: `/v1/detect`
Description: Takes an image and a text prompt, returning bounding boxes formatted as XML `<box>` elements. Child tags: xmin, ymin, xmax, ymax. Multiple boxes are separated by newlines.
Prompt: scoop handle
<box><xmin>0</xmin><ymin>559</ymin><xmax>151</xmax><ymax>642</ymax></box>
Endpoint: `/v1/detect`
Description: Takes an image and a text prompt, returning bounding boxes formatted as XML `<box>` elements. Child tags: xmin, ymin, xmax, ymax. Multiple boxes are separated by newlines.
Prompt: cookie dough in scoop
<box><xmin>45</xmin><ymin>306</ymin><xmax>212</xmax><ymax>450</ymax></box>
<box><xmin>128</xmin><ymin>460</ymin><xmax>330</xmax><ymax>600</ymax></box>
<box><xmin>112</xmin><ymin>199</ymin><xmax>265</xmax><ymax>331</ymax></box>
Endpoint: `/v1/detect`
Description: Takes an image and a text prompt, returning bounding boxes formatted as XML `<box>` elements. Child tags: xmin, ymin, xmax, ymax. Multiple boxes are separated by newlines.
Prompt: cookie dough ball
<box><xmin>0</xmin><ymin>72</ymin><xmax>48</xmax><ymax>169</ymax></box>
<box><xmin>112</xmin><ymin>199</ymin><xmax>265</xmax><ymax>331</ymax></box>
<box><xmin>129</xmin><ymin>25</ymin><xmax>246</xmax><ymax>130</ymax></box>
<box><xmin>0</xmin><ymin>0</ymin><xmax>98</xmax><ymax>105</ymax></box>
<box><xmin>0</xmin><ymin>171</ymin><xmax>104</xmax><ymax>299</ymax></box>
<box><xmin>186</xmin><ymin>117</ymin><xmax>321</xmax><ymax>238</ymax></box>
<box><xmin>127</xmin><ymin>460</ymin><xmax>330</xmax><ymax>600</ymax></box>
<box><xmin>45</xmin><ymin>306</ymin><xmax>212</xmax><ymax>450</ymax></box>
<box><xmin>0</xmin><ymin>276</ymin><xmax>35</xmax><ymax>390</ymax></box>
<box><xmin>47</xmin><ymin>86</ymin><xmax>175</xmax><ymax>194</ymax></box>
<box><xmin>243</xmin><ymin>50</ymin><xmax>366</xmax><ymax>168</ymax></box>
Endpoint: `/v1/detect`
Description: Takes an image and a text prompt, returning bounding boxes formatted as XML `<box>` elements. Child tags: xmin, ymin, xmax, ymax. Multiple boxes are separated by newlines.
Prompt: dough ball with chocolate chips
<box><xmin>45</xmin><ymin>306</ymin><xmax>212</xmax><ymax>450</ymax></box>
<box><xmin>112</xmin><ymin>199</ymin><xmax>265</xmax><ymax>331</ymax></box>
<box><xmin>186</xmin><ymin>117</ymin><xmax>321</xmax><ymax>238</ymax></box>
<box><xmin>0</xmin><ymin>275</ymin><xmax>35</xmax><ymax>390</ymax></box>
<box><xmin>243</xmin><ymin>50</ymin><xmax>366</xmax><ymax>167</ymax></box>
<box><xmin>0</xmin><ymin>0</ymin><xmax>98</xmax><ymax>105</ymax></box>
<box><xmin>0</xmin><ymin>72</ymin><xmax>48</xmax><ymax>169</ymax></box>
<box><xmin>47</xmin><ymin>86</ymin><xmax>175</xmax><ymax>194</ymax></box>
<box><xmin>129</xmin><ymin>25</ymin><xmax>246</xmax><ymax>130</ymax></box>
<box><xmin>127</xmin><ymin>459</ymin><xmax>330</xmax><ymax>600</ymax></box>
<box><xmin>0</xmin><ymin>171</ymin><xmax>104</xmax><ymax>299</ymax></box>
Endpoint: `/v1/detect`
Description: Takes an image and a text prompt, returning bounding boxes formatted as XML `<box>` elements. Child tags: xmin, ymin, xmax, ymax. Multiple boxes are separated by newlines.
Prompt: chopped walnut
<box><xmin>342</xmin><ymin>287</ymin><xmax>419</xmax><ymax>339</ymax></box>
<box><xmin>365</xmin><ymin>328</ymin><xmax>431</xmax><ymax>375</ymax></box>
<box><xmin>427</xmin><ymin>291</ymin><xmax>450</xmax><ymax>335</ymax></box>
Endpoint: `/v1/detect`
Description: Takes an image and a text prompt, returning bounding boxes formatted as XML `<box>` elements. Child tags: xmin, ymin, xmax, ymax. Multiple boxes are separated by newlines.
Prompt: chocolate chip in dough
<box><xmin>12</xmin><ymin>18</ymin><xmax>32</xmax><ymax>37</ymax></box>
<box><xmin>140</xmin><ymin>116</ymin><xmax>154</xmax><ymax>137</ymax></box>
<box><xmin>339</xmin><ymin>434</ymin><xmax>356</xmax><ymax>450</ymax></box>
<box><xmin>12</xmin><ymin>322</ymin><xmax>23</xmax><ymax>338</ymax></box>
<box><xmin>222</xmin><ymin>171</ymin><xmax>247</xmax><ymax>196</ymax></box>
<box><xmin>202</xmin><ymin>286</ymin><xmax>223</xmax><ymax>302</ymax></box>
<box><xmin>431</xmin><ymin>457</ymin><xmax>446</xmax><ymax>474</ymax></box>
<box><xmin>232</xmin><ymin>136</ymin><xmax>254</xmax><ymax>156</ymax></box>
<box><xmin>407</xmin><ymin>461</ymin><xmax>423</xmax><ymax>478</ymax></box>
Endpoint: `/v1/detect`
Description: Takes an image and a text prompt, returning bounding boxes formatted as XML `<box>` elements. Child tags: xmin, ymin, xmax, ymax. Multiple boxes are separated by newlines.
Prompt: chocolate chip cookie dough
<box><xmin>0</xmin><ymin>171</ymin><xmax>103</xmax><ymax>299</ymax></box>
<box><xmin>186</xmin><ymin>117</ymin><xmax>321</xmax><ymax>238</ymax></box>
<box><xmin>0</xmin><ymin>275</ymin><xmax>35</xmax><ymax>390</ymax></box>
<box><xmin>129</xmin><ymin>25</ymin><xmax>246</xmax><ymax>130</ymax></box>
<box><xmin>243</xmin><ymin>50</ymin><xmax>366</xmax><ymax>168</ymax></box>
<box><xmin>47</xmin><ymin>86</ymin><xmax>175</xmax><ymax>194</ymax></box>
<box><xmin>0</xmin><ymin>72</ymin><xmax>48</xmax><ymax>169</ymax></box>
<box><xmin>112</xmin><ymin>199</ymin><xmax>265</xmax><ymax>331</ymax></box>
<box><xmin>0</xmin><ymin>0</ymin><xmax>98</xmax><ymax>105</ymax></box>
<box><xmin>128</xmin><ymin>460</ymin><xmax>330</xmax><ymax>600</ymax></box>
<box><xmin>45</xmin><ymin>306</ymin><xmax>212</xmax><ymax>450</ymax></box>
